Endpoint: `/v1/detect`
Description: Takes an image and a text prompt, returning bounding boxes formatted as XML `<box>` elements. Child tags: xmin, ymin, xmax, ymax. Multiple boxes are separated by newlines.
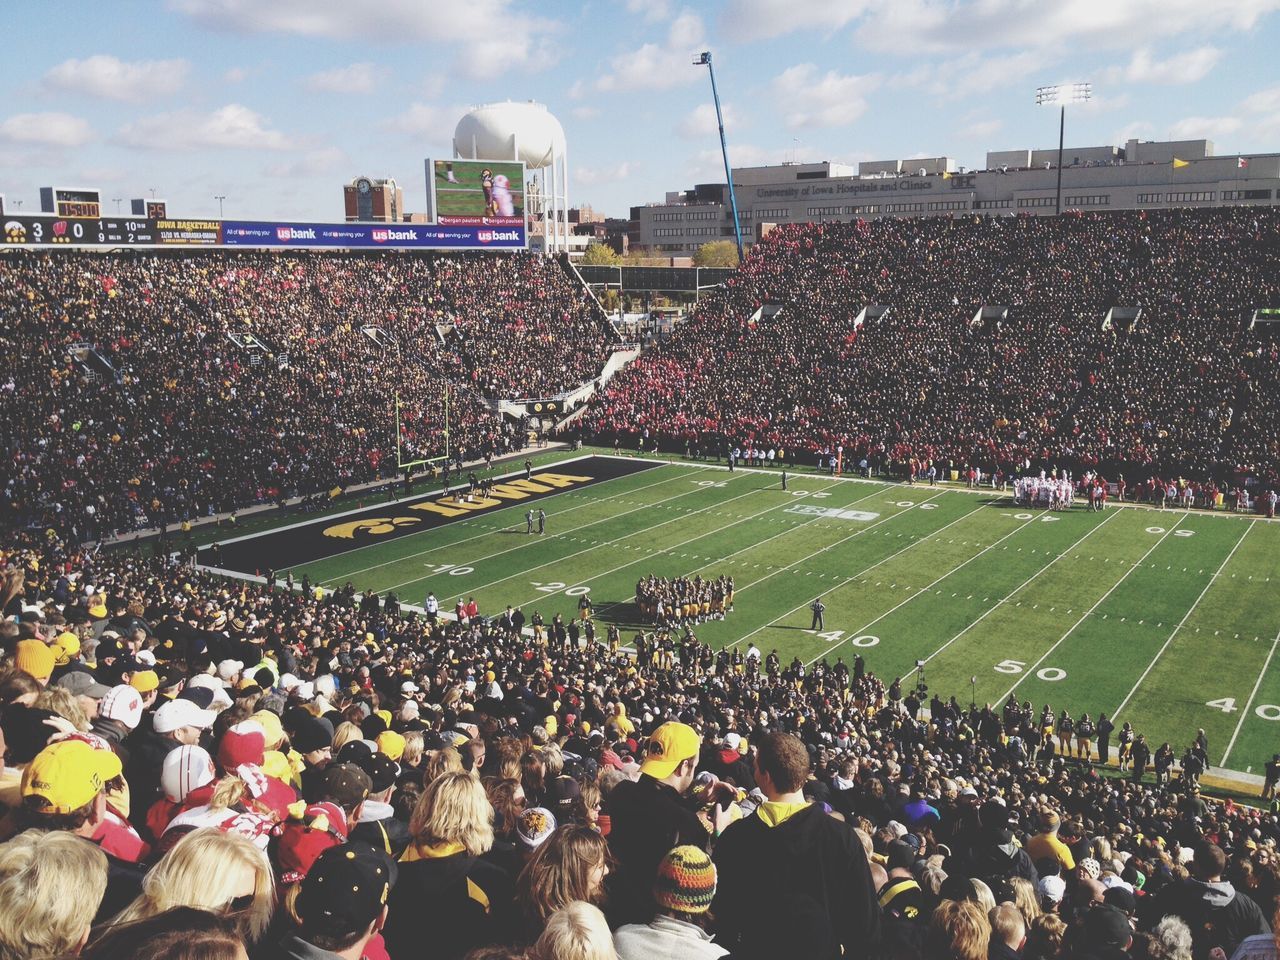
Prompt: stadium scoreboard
<box><xmin>39</xmin><ymin>186</ymin><xmax>102</xmax><ymax>219</ymax></box>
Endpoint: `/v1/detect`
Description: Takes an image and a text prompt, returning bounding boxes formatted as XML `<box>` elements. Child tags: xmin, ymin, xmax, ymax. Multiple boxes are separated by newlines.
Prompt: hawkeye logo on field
<box><xmin>323</xmin><ymin>472</ymin><xmax>592</xmax><ymax>540</ymax></box>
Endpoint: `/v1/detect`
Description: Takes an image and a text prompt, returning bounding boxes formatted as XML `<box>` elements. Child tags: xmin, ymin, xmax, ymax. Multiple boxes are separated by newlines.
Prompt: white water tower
<box><xmin>454</xmin><ymin>101</ymin><xmax>569</xmax><ymax>253</ymax></box>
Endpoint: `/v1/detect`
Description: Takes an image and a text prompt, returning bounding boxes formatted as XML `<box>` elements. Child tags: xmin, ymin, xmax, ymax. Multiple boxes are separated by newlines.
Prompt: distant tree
<box><xmin>693</xmin><ymin>240</ymin><xmax>740</xmax><ymax>269</ymax></box>
<box><xmin>581</xmin><ymin>243</ymin><xmax>622</xmax><ymax>266</ymax></box>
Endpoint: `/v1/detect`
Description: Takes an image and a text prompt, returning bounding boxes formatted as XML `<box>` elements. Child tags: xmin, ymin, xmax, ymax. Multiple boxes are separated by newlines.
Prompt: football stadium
<box><xmin>5</xmin><ymin>4</ymin><xmax>1280</xmax><ymax>960</ymax></box>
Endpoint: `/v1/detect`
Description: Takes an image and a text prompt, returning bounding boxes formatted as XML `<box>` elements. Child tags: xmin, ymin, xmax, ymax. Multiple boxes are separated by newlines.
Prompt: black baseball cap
<box><xmin>315</xmin><ymin>763</ymin><xmax>372</xmax><ymax>810</ymax></box>
<box><xmin>297</xmin><ymin>843</ymin><xmax>396</xmax><ymax>935</ymax></box>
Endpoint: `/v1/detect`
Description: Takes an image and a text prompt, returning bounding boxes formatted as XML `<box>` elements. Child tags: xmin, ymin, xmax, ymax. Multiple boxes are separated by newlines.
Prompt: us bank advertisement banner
<box><xmin>220</xmin><ymin>220</ymin><xmax>527</xmax><ymax>249</ymax></box>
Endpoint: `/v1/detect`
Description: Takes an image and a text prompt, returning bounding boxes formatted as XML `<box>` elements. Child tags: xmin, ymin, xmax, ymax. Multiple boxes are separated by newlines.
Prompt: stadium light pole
<box><xmin>1036</xmin><ymin>82</ymin><xmax>1091</xmax><ymax>216</ymax></box>
<box><xmin>694</xmin><ymin>51</ymin><xmax>744</xmax><ymax>262</ymax></box>
<box><xmin>214</xmin><ymin>195</ymin><xmax>226</xmax><ymax>218</ymax></box>
<box><xmin>112</xmin><ymin>197</ymin><xmax>123</xmax><ymax>214</ymax></box>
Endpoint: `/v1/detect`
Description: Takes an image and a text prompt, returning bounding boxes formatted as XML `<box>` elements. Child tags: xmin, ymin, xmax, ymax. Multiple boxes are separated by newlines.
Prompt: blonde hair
<box><xmin>531</xmin><ymin>901</ymin><xmax>616</xmax><ymax>960</ymax></box>
<box><xmin>929</xmin><ymin>899</ymin><xmax>991</xmax><ymax>960</ymax></box>
<box><xmin>112</xmin><ymin>827</ymin><xmax>275</xmax><ymax>941</ymax></box>
<box><xmin>401</xmin><ymin>731</ymin><xmax>425</xmax><ymax>769</ymax></box>
<box><xmin>1010</xmin><ymin>876</ymin><xmax>1043</xmax><ymax>926</ymax></box>
<box><xmin>330</xmin><ymin>721</ymin><xmax>363</xmax><ymax>755</ymax></box>
<box><xmin>0</xmin><ymin>829</ymin><xmax>107</xmax><ymax>959</ymax></box>
<box><xmin>423</xmin><ymin>746</ymin><xmax>463</xmax><ymax>785</ymax></box>
<box><xmin>409</xmin><ymin>772</ymin><xmax>494</xmax><ymax>857</ymax></box>
<box><xmin>1024</xmin><ymin>913</ymin><xmax>1067</xmax><ymax>960</ymax></box>
<box><xmin>34</xmin><ymin>686</ymin><xmax>91</xmax><ymax>731</ymax></box>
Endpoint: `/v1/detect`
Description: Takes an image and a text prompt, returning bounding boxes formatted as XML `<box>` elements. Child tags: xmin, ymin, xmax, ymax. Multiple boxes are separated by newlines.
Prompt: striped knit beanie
<box><xmin>654</xmin><ymin>845</ymin><xmax>716</xmax><ymax>915</ymax></box>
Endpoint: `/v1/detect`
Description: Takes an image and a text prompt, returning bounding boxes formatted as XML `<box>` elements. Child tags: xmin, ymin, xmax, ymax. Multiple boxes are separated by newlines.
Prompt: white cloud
<box><xmin>577</xmin><ymin>161</ymin><xmax>637</xmax><ymax>186</ymax></box>
<box><xmin>117</xmin><ymin>104</ymin><xmax>292</xmax><ymax>151</ymax></box>
<box><xmin>721</xmin><ymin>0</ymin><xmax>871</xmax><ymax>41</ymax></box>
<box><xmin>305</xmin><ymin>63</ymin><xmax>387</xmax><ymax>94</ymax></box>
<box><xmin>857</xmin><ymin>0</ymin><xmax>1280</xmax><ymax>54</ymax></box>
<box><xmin>1243</xmin><ymin>85</ymin><xmax>1280</xmax><ymax>113</ymax></box>
<box><xmin>265</xmin><ymin>146</ymin><xmax>349</xmax><ymax>178</ymax></box>
<box><xmin>626</xmin><ymin>0</ymin><xmax>673</xmax><ymax>21</ymax></box>
<box><xmin>676</xmin><ymin>102</ymin><xmax>738</xmax><ymax>139</ymax></box>
<box><xmin>0</xmin><ymin>112</ymin><xmax>94</xmax><ymax>147</ymax></box>
<box><xmin>1103</xmin><ymin>46</ymin><xmax>1222</xmax><ymax>85</ymax></box>
<box><xmin>597</xmin><ymin>10</ymin><xmax>707</xmax><ymax>91</ymax></box>
<box><xmin>382</xmin><ymin>102</ymin><xmax>466</xmax><ymax>145</ymax></box>
<box><xmin>1168</xmin><ymin>115</ymin><xmax>1243</xmax><ymax>139</ymax></box>
<box><xmin>901</xmin><ymin>50</ymin><xmax>1045</xmax><ymax>101</ymax></box>
<box><xmin>958</xmin><ymin>118</ymin><xmax>1003</xmax><ymax>140</ymax></box>
<box><xmin>772</xmin><ymin>64</ymin><xmax>879</xmax><ymax>129</ymax></box>
<box><xmin>224</xmin><ymin>66</ymin><xmax>249</xmax><ymax>83</ymax></box>
<box><xmin>171</xmin><ymin>0</ymin><xmax>561</xmax><ymax>77</ymax></box>
<box><xmin>43</xmin><ymin>55</ymin><xmax>190</xmax><ymax>102</ymax></box>
<box><xmin>1115</xmin><ymin>121</ymin><xmax>1156</xmax><ymax>143</ymax></box>
<box><xmin>571</xmin><ymin>106</ymin><xmax>601</xmax><ymax>121</ymax></box>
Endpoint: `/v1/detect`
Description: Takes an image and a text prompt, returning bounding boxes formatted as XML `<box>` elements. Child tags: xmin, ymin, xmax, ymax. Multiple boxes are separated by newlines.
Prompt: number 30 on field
<box><xmin>1207</xmin><ymin>698</ymin><xmax>1280</xmax><ymax>720</ymax></box>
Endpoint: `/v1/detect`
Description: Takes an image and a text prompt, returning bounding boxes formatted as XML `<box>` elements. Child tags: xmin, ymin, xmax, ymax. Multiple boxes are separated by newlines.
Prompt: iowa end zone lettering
<box><xmin>325</xmin><ymin>472</ymin><xmax>591</xmax><ymax>536</ymax></box>
<box><xmin>198</xmin><ymin>457</ymin><xmax>658</xmax><ymax>573</ymax></box>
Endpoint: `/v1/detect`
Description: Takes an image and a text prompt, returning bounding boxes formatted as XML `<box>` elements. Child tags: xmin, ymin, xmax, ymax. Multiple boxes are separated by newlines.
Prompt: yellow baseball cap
<box><xmin>376</xmin><ymin>730</ymin><xmax>406</xmax><ymax>762</ymax></box>
<box><xmin>130</xmin><ymin>670</ymin><xmax>160</xmax><ymax>694</ymax></box>
<box><xmin>22</xmin><ymin>740</ymin><xmax>122</xmax><ymax>814</ymax></box>
<box><xmin>252</xmin><ymin>710</ymin><xmax>286</xmax><ymax>750</ymax></box>
<box><xmin>53</xmin><ymin>631</ymin><xmax>81</xmax><ymax>665</ymax></box>
<box><xmin>640</xmin><ymin>722</ymin><xmax>701</xmax><ymax>780</ymax></box>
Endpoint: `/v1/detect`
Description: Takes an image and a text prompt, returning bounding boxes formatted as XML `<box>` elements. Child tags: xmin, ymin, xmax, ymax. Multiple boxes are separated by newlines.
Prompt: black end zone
<box><xmin>198</xmin><ymin>456</ymin><xmax>660</xmax><ymax>575</ymax></box>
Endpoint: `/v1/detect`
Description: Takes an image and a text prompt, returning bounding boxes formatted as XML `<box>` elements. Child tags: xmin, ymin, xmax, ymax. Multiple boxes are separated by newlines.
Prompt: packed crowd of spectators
<box><xmin>0</xmin><ymin>250</ymin><xmax>617</xmax><ymax>542</ymax></box>
<box><xmin>2</xmin><ymin>531</ymin><xmax>1279</xmax><ymax>960</ymax></box>
<box><xmin>581</xmin><ymin>208</ymin><xmax>1280</xmax><ymax>490</ymax></box>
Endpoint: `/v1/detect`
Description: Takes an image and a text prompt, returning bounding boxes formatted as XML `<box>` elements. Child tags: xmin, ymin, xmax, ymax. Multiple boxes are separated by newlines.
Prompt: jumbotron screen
<box><xmin>430</xmin><ymin>159</ymin><xmax>526</xmax><ymax>227</ymax></box>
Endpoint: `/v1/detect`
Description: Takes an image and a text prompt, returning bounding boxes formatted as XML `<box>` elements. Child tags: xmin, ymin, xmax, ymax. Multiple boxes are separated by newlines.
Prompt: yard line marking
<box><xmin>1221</xmin><ymin>623</ymin><xmax>1280</xmax><ymax>768</ymax></box>
<box><xmin>1001</xmin><ymin>513</ymin><xmax>1189</xmax><ymax>704</ymax></box>
<box><xmin>396</xmin><ymin>472</ymin><xmax>781</xmax><ymax>600</ymax></box>
<box><xmin>921</xmin><ymin>509</ymin><xmax>1120</xmax><ymax>666</ymax></box>
<box><xmin>587</xmin><ymin>477</ymin><xmax>863</xmax><ymax>619</ymax></box>
<box><xmin>322</xmin><ymin>466</ymin><xmax>702</xmax><ymax>584</ymax></box>
<box><xmin>509</xmin><ymin>477</ymin><xmax>891</xmax><ymax>611</ymax></box>
<box><xmin>805</xmin><ymin>509</ymin><xmax>1042</xmax><ymax>666</ymax></box>
<box><xmin>1113</xmin><ymin>522</ymin><xmax>1253</xmax><ymax>722</ymax></box>
<box><xmin>723</xmin><ymin>493</ymin><xmax>971</xmax><ymax>651</ymax></box>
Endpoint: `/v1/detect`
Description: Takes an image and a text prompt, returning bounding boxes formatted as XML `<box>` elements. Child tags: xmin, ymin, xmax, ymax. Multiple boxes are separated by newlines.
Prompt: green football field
<box><xmin>207</xmin><ymin>451</ymin><xmax>1280</xmax><ymax>780</ymax></box>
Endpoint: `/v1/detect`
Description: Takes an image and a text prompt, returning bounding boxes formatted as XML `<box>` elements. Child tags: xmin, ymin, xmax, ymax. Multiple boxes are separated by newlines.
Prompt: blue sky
<box><xmin>2</xmin><ymin>0</ymin><xmax>1279</xmax><ymax>222</ymax></box>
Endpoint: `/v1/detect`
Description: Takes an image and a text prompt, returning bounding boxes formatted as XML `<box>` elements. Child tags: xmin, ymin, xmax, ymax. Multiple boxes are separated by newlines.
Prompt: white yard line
<box><xmin>804</xmin><ymin>510</ymin><xmax>1041</xmax><ymax>666</ymax></box>
<box><xmin>399</xmin><ymin>472</ymin><xmax>768</xmax><ymax>600</ymax></box>
<box><xmin>1113</xmin><ymin>522</ymin><xmax>1253</xmax><ymax>721</ymax></box>
<box><xmin>323</xmin><ymin>465</ymin><xmax>705</xmax><ymax>585</ymax></box>
<box><xmin>587</xmin><ymin>477</ymin><xmax>868</xmax><ymax>619</ymax></box>
<box><xmin>921</xmin><ymin>508</ymin><xmax>1121</xmax><ymax>666</ymax></box>
<box><xmin>1000</xmin><ymin>513</ymin><xmax>1190</xmax><ymax>703</ymax></box>
<box><xmin>725</xmin><ymin>490</ymin><xmax>956</xmax><ymax>651</ymax></box>
<box><xmin>1221</xmin><ymin>624</ymin><xmax>1280</xmax><ymax>768</ymax></box>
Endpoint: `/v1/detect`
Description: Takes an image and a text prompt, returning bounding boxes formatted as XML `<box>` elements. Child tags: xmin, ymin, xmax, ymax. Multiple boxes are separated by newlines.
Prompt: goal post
<box><xmin>395</xmin><ymin>385</ymin><xmax>451</xmax><ymax>472</ymax></box>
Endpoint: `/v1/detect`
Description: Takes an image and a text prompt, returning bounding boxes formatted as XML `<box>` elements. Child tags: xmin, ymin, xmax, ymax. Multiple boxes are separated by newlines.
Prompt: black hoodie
<box><xmin>711</xmin><ymin>803</ymin><xmax>881</xmax><ymax>960</ymax></box>
<box><xmin>382</xmin><ymin>847</ymin><xmax>513</xmax><ymax>960</ymax></box>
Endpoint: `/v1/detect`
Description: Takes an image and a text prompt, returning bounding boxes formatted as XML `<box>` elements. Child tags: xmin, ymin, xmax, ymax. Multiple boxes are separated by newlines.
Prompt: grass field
<box><xmin>202</xmin><ymin>450</ymin><xmax>1280</xmax><ymax>779</ymax></box>
<box><xmin>433</xmin><ymin>160</ymin><xmax>525</xmax><ymax>218</ymax></box>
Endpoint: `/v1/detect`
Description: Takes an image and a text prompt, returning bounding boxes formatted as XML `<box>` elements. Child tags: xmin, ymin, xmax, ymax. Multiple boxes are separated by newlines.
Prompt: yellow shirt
<box><xmin>1024</xmin><ymin>831</ymin><xmax>1075</xmax><ymax>871</ymax></box>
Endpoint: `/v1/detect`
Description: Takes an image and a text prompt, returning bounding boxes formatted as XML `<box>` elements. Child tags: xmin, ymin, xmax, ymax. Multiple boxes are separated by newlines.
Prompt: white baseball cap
<box><xmin>162</xmin><ymin>744</ymin><xmax>216</xmax><ymax>802</ymax></box>
<box><xmin>217</xmin><ymin>659</ymin><xmax>245</xmax><ymax>681</ymax></box>
<box><xmin>1038</xmin><ymin>875</ymin><xmax>1067</xmax><ymax>903</ymax></box>
<box><xmin>401</xmin><ymin>681</ymin><xmax>420</xmax><ymax>694</ymax></box>
<box><xmin>153</xmin><ymin>698</ymin><xmax>216</xmax><ymax>734</ymax></box>
<box><xmin>99</xmin><ymin>684</ymin><xmax>145</xmax><ymax>730</ymax></box>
